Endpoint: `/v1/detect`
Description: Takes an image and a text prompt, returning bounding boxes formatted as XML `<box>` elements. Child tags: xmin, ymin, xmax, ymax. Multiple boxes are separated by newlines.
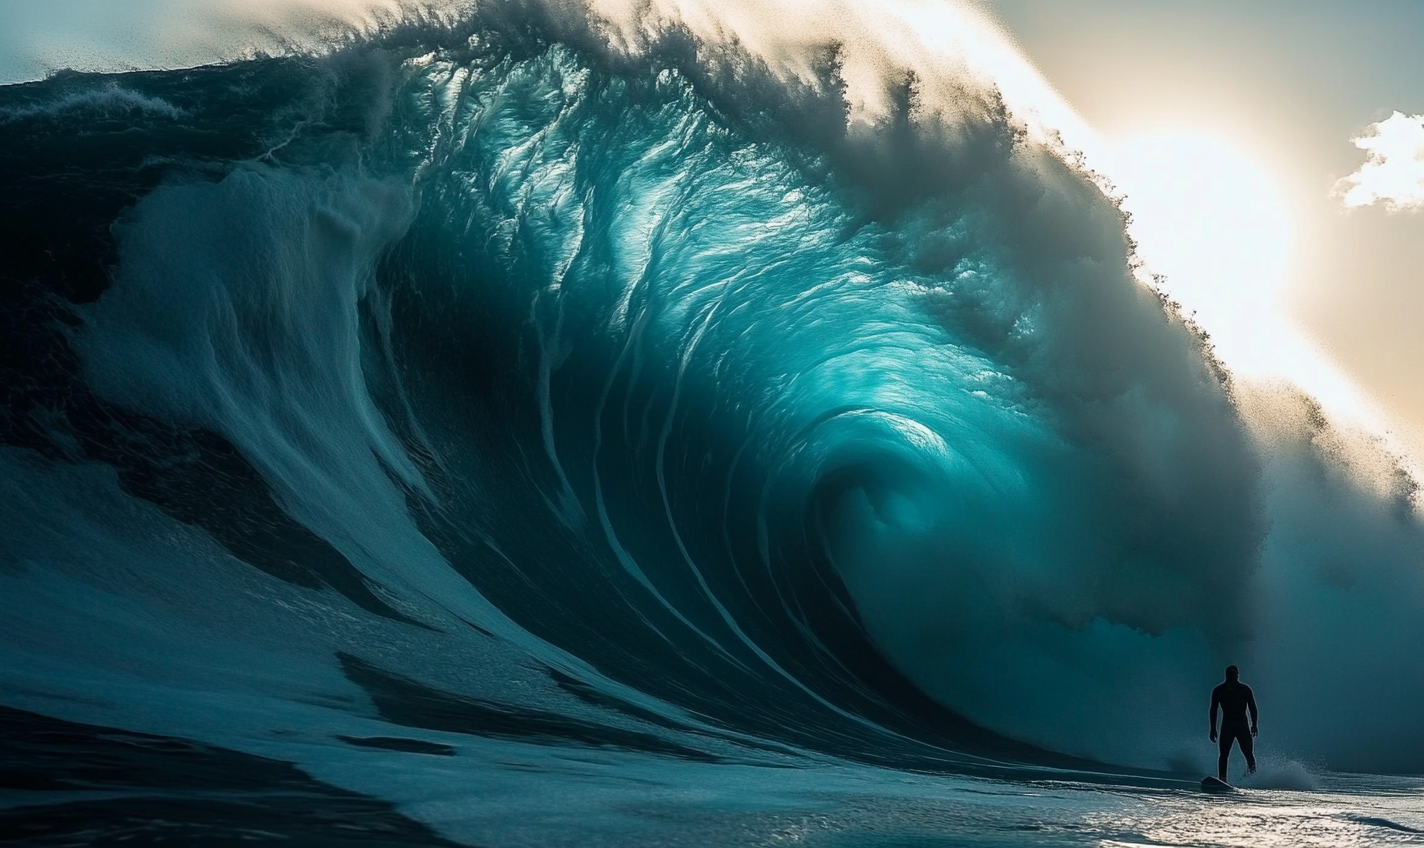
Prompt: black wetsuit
<box><xmin>1210</xmin><ymin>680</ymin><xmax>1258</xmax><ymax>782</ymax></box>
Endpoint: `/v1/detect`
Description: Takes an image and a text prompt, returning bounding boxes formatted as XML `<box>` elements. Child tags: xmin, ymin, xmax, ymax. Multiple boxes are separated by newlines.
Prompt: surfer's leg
<box><xmin>1237</xmin><ymin>726</ymin><xmax>1256</xmax><ymax>774</ymax></box>
<box><xmin>1217</xmin><ymin>730</ymin><xmax>1233</xmax><ymax>782</ymax></box>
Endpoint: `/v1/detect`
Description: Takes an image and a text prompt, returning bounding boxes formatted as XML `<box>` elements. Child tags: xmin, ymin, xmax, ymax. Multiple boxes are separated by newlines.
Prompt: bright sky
<box><xmin>1338</xmin><ymin>111</ymin><xmax>1424</xmax><ymax>212</ymax></box>
<box><xmin>980</xmin><ymin>0</ymin><xmax>1424</xmax><ymax>456</ymax></box>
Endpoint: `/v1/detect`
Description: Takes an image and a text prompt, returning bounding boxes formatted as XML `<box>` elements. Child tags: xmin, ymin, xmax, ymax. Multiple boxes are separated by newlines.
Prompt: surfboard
<box><xmin>1200</xmin><ymin>776</ymin><xmax>1235</xmax><ymax>793</ymax></box>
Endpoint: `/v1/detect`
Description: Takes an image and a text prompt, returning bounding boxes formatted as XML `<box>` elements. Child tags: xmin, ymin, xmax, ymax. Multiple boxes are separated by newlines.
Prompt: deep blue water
<box><xmin>2</xmin><ymin>7</ymin><xmax>1423</xmax><ymax>845</ymax></box>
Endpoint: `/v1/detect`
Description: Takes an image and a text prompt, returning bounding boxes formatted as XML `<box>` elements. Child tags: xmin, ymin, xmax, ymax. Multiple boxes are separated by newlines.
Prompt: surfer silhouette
<box><xmin>1208</xmin><ymin>665</ymin><xmax>1258</xmax><ymax>783</ymax></box>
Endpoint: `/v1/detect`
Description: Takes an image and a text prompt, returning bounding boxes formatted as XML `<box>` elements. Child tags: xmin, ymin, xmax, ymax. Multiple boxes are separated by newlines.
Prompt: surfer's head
<box><xmin>1225</xmin><ymin>664</ymin><xmax>1239</xmax><ymax>681</ymax></box>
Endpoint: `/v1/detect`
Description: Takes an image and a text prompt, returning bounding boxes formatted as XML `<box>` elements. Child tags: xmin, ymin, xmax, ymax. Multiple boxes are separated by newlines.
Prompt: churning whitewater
<box><xmin>2</xmin><ymin>1</ymin><xmax>1424</xmax><ymax>844</ymax></box>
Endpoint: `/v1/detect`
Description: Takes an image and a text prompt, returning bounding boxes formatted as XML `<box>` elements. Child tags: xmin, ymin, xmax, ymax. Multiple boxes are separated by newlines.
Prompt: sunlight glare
<box><xmin>1107</xmin><ymin>132</ymin><xmax>1292</xmax><ymax>378</ymax></box>
<box><xmin>1105</xmin><ymin>131</ymin><xmax>1411</xmax><ymax>453</ymax></box>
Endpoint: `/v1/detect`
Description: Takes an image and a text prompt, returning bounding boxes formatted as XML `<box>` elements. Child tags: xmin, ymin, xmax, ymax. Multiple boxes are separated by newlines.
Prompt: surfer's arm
<box><xmin>1208</xmin><ymin>689</ymin><xmax>1219</xmax><ymax>739</ymax></box>
<box><xmin>1247</xmin><ymin>687</ymin><xmax>1258</xmax><ymax>734</ymax></box>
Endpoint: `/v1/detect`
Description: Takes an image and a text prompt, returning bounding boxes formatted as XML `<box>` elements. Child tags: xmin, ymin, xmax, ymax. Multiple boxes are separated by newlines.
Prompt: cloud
<box><xmin>1337</xmin><ymin>111</ymin><xmax>1424</xmax><ymax>211</ymax></box>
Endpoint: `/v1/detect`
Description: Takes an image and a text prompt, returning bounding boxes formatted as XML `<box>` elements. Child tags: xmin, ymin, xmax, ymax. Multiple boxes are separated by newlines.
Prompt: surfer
<box><xmin>1208</xmin><ymin>665</ymin><xmax>1258</xmax><ymax>783</ymax></box>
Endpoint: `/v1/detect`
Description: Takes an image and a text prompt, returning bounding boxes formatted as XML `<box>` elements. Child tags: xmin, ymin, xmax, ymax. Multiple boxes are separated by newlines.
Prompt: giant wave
<box><xmin>3</xmin><ymin>2</ymin><xmax>1424</xmax><ymax>840</ymax></box>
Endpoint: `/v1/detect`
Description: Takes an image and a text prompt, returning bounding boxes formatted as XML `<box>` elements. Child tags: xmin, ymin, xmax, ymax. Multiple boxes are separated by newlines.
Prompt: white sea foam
<box><xmin>0</xmin><ymin>81</ymin><xmax>184</xmax><ymax>121</ymax></box>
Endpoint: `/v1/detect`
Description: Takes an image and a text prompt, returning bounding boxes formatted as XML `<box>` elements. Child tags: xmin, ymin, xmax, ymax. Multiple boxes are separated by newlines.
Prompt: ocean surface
<box><xmin>2</xmin><ymin>3</ymin><xmax>1422</xmax><ymax>845</ymax></box>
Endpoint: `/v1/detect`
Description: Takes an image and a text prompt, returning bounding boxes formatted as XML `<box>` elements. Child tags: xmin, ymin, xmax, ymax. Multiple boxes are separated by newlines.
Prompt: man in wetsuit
<box><xmin>1209</xmin><ymin>664</ymin><xmax>1258</xmax><ymax>782</ymax></box>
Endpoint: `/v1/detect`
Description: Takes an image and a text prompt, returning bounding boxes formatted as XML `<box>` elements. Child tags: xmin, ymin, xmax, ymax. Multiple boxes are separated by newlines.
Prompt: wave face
<box><xmin>4</xmin><ymin>5</ymin><xmax>1424</xmax><ymax>821</ymax></box>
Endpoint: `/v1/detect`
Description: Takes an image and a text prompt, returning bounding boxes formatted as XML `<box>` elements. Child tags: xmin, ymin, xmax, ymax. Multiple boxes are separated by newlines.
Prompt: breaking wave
<box><xmin>3</xmin><ymin>0</ymin><xmax>1424</xmax><ymax>795</ymax></box>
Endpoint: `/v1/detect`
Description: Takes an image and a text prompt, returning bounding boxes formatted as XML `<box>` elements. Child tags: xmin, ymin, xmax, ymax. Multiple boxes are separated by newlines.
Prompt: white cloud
<box><xmin>1337</xmin><ymin>111</ymin><xmax>1424</xmax><ymax>211</ymax></box>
